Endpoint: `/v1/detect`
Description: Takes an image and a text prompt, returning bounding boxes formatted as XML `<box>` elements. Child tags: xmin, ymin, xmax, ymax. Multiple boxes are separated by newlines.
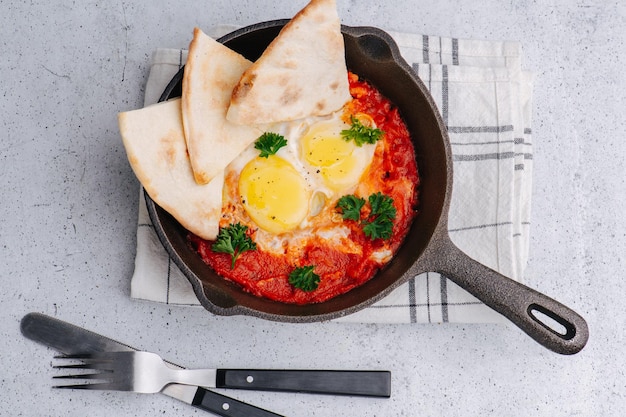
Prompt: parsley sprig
<box><xmin>362</xmin><ymin>193</ymin><xmax>397</xmax><ymax>240</ymax></box>
<box><xmin>254</xmin><ymin>132</ymin><xmax>287</xmax><ymax>158</ymax></box>
<box><xmin>336</xmin><ymin>192</ymin><xmax>396</xmax><ymax>240</ymax></box>
<box><xmin>341</xmin><ymin>116</ymin><xmax>384</xmax><ymax>146</ymax></box>
<box><xmin>211</xmin><ymin>223</ymin><xmax>257</xmax><ymax>269</ymax></box>
<box><xmin>335</xmin><ymin>194</ymin><xmax>366</xmax><ymax>221</ymax></box>
<box><xmin>288</xmin><ymin>265</ymin><xmax>320</xmax><ymax>292</ymax></box>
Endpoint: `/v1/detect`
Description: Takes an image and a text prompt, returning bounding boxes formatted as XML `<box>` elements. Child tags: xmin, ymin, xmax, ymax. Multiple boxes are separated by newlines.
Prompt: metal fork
<box><xmin>53</xmin><ymin>351</ymin><xmax>391</xmax><ymax>397</ymax></box>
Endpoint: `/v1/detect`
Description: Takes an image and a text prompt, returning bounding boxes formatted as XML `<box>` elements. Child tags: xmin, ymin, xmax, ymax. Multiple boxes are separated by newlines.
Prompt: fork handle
<box><xmin>192</xmin><ymin>388</ymin><xmax>284</xmax><ymax>417</ymax></box>
<box><xmin>216</xmin><ymin>369</ymin><xmax>391</xmax><ymax>397</ymax></box>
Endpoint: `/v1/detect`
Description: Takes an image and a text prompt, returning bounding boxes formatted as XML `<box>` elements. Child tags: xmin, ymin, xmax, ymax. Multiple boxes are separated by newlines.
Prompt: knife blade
<box><xmin>20</xmin><ymin>312</ymin><xmax>283</xmax><ymax>417</ymax></box>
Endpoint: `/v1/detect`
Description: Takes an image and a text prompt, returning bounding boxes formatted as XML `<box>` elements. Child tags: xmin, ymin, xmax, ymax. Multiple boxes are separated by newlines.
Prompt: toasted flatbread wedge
<box><xmin>182</xmin><ymin>28</ymin><xmax>262</xmax><ymax>185</ymax></box>
<box><xmin>226</xmin><ymin>0</ymin><xmax>351</xmax><ymax>125</ymax></box>
<box><xmin>119</xmin><ymin>98</ymin><xmax>223</xmax><ymax>240</ymax></box>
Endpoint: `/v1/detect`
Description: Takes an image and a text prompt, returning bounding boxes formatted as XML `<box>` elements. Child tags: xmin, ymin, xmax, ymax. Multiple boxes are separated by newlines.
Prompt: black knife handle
<box><xmin>216</xmin><ymin>370</ymin><xmax>391</xmax><ymax>397</ymax></box>
<box><xmin>192</xmin><ymin>388</ymin><xmax>284</xmax><ymax>417</ymax></box>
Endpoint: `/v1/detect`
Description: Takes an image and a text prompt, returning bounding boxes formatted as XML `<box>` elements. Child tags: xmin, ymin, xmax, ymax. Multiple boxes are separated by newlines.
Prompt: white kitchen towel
<box><xmin>130</xmin><ymin>26</ymin><xmax>534</xmax><ymax>323</ymax></box>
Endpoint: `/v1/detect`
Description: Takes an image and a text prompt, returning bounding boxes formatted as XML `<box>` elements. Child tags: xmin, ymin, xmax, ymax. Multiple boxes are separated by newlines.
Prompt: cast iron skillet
<box><xmin>145</xmin><ymin>20</ymin><xmax>589</xmax><ymax>355</ymax></box>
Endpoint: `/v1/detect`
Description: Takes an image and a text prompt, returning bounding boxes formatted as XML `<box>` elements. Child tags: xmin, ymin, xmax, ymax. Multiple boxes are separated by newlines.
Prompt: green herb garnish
<box><xmin>336</xmin><ymin>192</ymin><xmax>396</xmax><ymax>240</ymax></box>
<box><xmin>367</xmin><ymin>192</ymin><xmax>396</xmax><ymax>220</ymax></box>
<box><xmin>362</xmin><ymin>192</ymin><xmax>396</xmax><ymax>240</ymax></box>
<box><xmin>340</xmin><ymin>116</ymin><xmax>384</xmax><ymax>146</ymax></box>
<box><xmin>254</xmin><ymin>132</ymin><xmax>288</xmax><ymax>158</ymax></box>
<box><xmin>288</xmin><ymin>265</ymin><xmax>320</xmax><ymax>292</ymax></box>
<box><xmin>211</xmin><ymin>223</ymin><xmax>257</xmax><ymax>269</ymax></box>
<box><xmin>335</xmin><ymin>195</ymin><xmax>366</xmax><ymax>221</ymax></box>
<box><xmin>362</xmin><ymin>214</ymin><xmax>395</xmax><ymax>240</ymax></box>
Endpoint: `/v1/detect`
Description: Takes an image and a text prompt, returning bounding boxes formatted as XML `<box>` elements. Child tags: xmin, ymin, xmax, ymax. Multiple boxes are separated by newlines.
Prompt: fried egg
<box><xmin>238</xmin><ymin>155</ymin><xmax>310</xmax><ymax>234</ymax></box>
<box><xmin>222</xmin><ymin>110</ymin><xmax>378</xmax><ymax>248</ymax></box>
<box><xmin>300</xmin><ymin>118</ymin><xmax>376</xmax><ymax>196</ymax></box>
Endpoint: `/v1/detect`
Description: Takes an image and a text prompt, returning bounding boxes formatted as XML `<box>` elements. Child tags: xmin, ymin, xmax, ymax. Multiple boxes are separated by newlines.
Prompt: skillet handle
<box><xmin>434</xmin><ymin>238</ymin><xmax>589</xmax><ymax>355</ymax></box>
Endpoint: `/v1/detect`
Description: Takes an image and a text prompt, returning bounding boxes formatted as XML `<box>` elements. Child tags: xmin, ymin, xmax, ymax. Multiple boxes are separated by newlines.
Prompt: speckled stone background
<box><xmin>2</xmin><ymin>1</ymin><xmax>625</xmax><ymax>416</ymax></box>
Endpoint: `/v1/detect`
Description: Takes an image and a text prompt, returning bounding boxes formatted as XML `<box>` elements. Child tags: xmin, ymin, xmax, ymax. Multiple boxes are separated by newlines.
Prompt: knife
<box><xmin>20</xmin><ymin>312</ymin><xmax>282</xmax><ymax>417</ymax></box>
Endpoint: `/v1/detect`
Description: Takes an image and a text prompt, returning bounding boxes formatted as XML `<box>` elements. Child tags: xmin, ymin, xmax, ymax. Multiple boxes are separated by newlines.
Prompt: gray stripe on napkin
<box><xmin>448</xmin><ymin>125</ymin><xmax>514</xmax><ymax>134</ymax></box>
<box><xmin>453</xmin><ymin>151</ymin><xmax>516</xmax><ymax>162</ymax></box>
<box><xmin>440</xmin><ymin>275</ymin><xmax>449</xmax><ymax>322</ymax></box>
<box><xmin>439</xmin><ymin>37</ymin><xmax>443</xmax><ymax>64</ymax></box>
<box><xmin>451</xmin><ymin>139</ymin><xmax>516</xmax><ymax>146</ymax></box>
<box><xmin>449</xmin><ymin>221</ymin><xmax>514</xmax><ymax>233</ymax></box>
<box><xmin>452</xmin><ymin>38</ymin><xmax>459</xmax><ymax>65</ymax></box>
<box><xmin>409</xmin><ymin>278</ymin><xmax>417</xmax><ymax>323</ymax></box>
<box><xmin>166</xmin><ymin>257</ymin><xmax>171</xmax><ymax>304</ymax></box>
<box><xmin>426</xmin><ymin>273</ymin><xmax>432</xmax><ymax>322</ymax></box>
<box><xmin>442</xmin><ymin>65</ymin><xmax>449</xmax><ymax>126</ymax></box>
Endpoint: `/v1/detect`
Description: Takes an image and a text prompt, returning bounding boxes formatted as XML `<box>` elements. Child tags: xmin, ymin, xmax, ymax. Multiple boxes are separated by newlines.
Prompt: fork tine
<box><xmin>53</xmin><ymin>363</ymin><xmax>92</xmax><ymax>369</ymax></box>
<box><xmin>53</xmin><ymin>353</ymin><xmax>117</xmax><ymax>372</ymax></box>
<box><xmin>53</xmin><ymin>373</ymin><xmax>110</xmax><ymax>380</ymax></box>
<box><xmin>53</xmin><ymin>382</ymin><xmax>120</xmax><ymax>390</ymax></box>
<box><xmin>54</xmin><ymin>354</ymin><xmax>96</xmax><ymax>359</ymax></box>
<box><xmin>54</xmin><ymin>354</ymin><xmax>114</xmax><ymax>362</ymax></box>
<box><xmin>53</xmin><ymin>363</ymin><xmax>114</xmax><ymax>371</ymax></box>
<box><xmin>53</xmin><ymin>354</ymin><xmax>116</xmax><ymax>361</ymax></box>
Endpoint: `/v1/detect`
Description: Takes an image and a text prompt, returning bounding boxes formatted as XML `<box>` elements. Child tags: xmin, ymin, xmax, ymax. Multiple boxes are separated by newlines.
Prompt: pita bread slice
<box><xmin>182</xmin><ymin>28</ymin><xmax>262</xmax><ymax>185</ymax></box>
<box><xmin>226</xmin><ymin>0</ymin><xmax>351</xmax><ymax>125</ymax></box>
<box><xmin>118</xmin><ymin>98</ymin><xmax>223</xmax><ymax>241</ymax></box>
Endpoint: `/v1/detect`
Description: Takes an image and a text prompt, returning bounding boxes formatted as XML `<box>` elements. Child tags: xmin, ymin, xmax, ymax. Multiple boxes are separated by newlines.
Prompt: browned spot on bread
<box><xmin>194</xmin><ymin>171</ymin><xmax>210</xmax><ymax>185</ymax></box>
<box><xmin>284</xmin><ymin>60</ymin><xmax>298</xmax><ymax>69</ymax></box>
<box><xmin>280</xmin><ymin>87</ymin><xmax>302</xmax><ymax>105</ymax></box>
<box><xmin>278</xmin><ymin>75</ymin><xmax>289</xmax><ymax>87</ymax></box>
<box><xmin>160</xmin><ymin>130</ymin><xmax>178</xmax><ymax>166</ymax></box>
<box><xmin>231</xmin><ymin>73</ymin><xmax>256</xmax><ymax>102</ymax></box>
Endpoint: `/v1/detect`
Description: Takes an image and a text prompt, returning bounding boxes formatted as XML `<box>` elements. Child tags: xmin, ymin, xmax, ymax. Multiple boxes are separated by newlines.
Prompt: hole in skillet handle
<box><xmin>528</xmin><ymin>303</ymin><xmax>577</xmax><ymax>340</ymax></box>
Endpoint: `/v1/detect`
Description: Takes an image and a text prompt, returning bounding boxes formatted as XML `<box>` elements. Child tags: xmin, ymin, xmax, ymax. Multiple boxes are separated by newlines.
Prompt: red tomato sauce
<box><xmin>189</xmin><ymin>73</ymin><xmax>419</xmax><ymax>304</ymax></box>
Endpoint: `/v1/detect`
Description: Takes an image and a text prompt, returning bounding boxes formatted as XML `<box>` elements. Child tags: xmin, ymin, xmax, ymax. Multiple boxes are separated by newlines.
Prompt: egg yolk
<box><xmin>239</xmin><ymin>156</ymin><xmax>310</xmax><ymax>234</ymax></box>
<box><xmin>301</xmin><ymin>120</ymin><xmax>375</xmax><ymax>194</ymax></box>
